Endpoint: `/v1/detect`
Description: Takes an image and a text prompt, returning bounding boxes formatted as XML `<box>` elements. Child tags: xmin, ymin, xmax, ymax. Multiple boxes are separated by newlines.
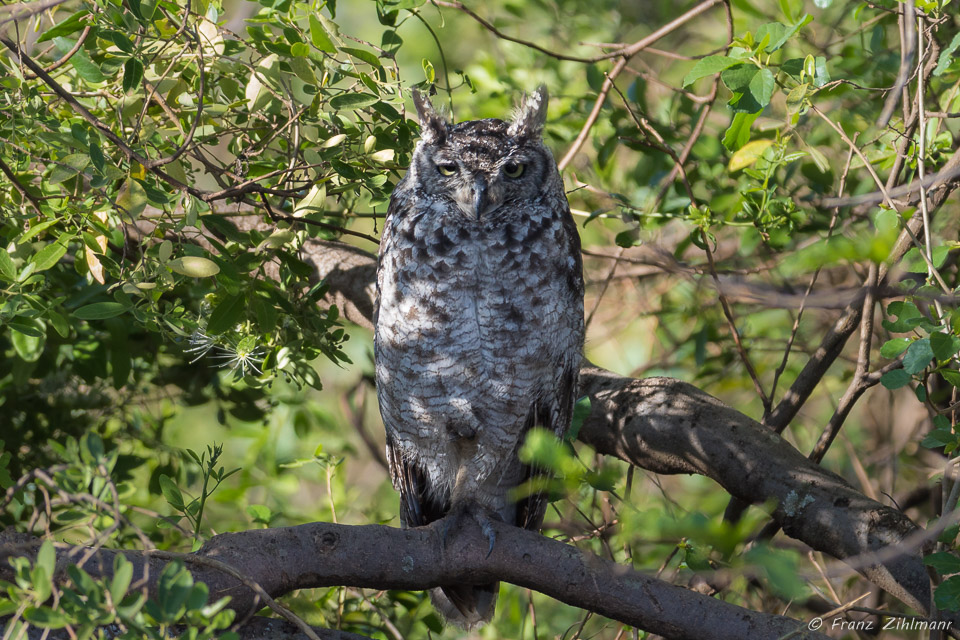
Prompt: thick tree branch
<box><xmin>304</xmin><ymin>238</ymin><xmax>950</xmax><ymax>621</ymax></box>
<box><xmin>575</xmin><ymin>368</ymin><xmax>934</xmax><ymax>615</ymax></box>
<box><xmin>0</xmin><ymin>518</ymin><xmax>825</xmax><ymax>640</ymax></box>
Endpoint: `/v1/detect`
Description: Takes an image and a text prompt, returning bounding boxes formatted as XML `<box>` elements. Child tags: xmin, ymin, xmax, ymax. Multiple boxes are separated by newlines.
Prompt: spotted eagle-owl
<box><xmin>374</xmin><ymin>86</ymin><xmax>585</xmax><ymax>628</ymax></box>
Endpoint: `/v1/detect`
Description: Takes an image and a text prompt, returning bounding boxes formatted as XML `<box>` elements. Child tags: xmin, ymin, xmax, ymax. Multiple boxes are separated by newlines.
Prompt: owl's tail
<box><xmin>430</xmin><ymin>583</ymin><xmax>498</xmax><ymax>629</ymax></box>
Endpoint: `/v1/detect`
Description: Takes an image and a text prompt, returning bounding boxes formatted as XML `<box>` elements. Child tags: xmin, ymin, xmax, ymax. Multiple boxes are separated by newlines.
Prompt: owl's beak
<box><xmin>472</xmin><ymin>175</ymin><xmax>490</xmax><ymax>219</ymax></box>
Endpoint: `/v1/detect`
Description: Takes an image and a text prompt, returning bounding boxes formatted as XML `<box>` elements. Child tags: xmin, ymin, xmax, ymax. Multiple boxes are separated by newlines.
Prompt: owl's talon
<box><xmin>472</xmin><ymin>510</ymin><xmax>497</xmax><ymax>558</ymax></box>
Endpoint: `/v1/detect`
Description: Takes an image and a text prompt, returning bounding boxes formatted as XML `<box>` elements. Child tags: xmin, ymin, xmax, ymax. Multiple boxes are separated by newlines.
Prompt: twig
<box><xmin>780</xmin><ymin>594</ymin><xmax>871</xmax><ymax>640</ymax></box>
<box><xmin>702</xmin><ymin>230</ymin><xmax>770</xmax><ymax>407</ymax></box>
<box><xmin>0</xmin><ymin>156</ymin><xmax>43</xmax><ymax>214</ymax></box>
<box><xmin>608</xmin><ymin>81</ymin><xmax>695</xmax><ymax>204</ymax></box>
<box><xmin>24</xmin><ymin>25</ymin><xmax>92</xmax><ymax>79</ymax></box>
<box><xmin>876</xmin><ymin>0</ymin><xmax>915</xmax><ymax>128</ymax></box>
<box><xmin>557</xmin><ymin>0</ymin><xmax>725</xmax><ymax>170</ymax></box>
<box><xmin>429</xmin><ymin>0</ymin><xmax>721</xmax><ymax>64</ymax></box>
<box><xmin>914</xmin><ymin>15</ymin><xmax>943</xmax><ymax>320</ymax></box>
<box><xmin>767</xmin><ymin>139</ymin><xmax>857</xmax><ymax>412</ymax></box>
<box><xmin>807</xmin><ymin>264</ymin><xmax>881</xmax><ymax>463</ymax></box>
<box><xmin>0</xmin><ymin>0</ymin><xmax>72</xmax><ymax>26</ymax></box>
<box><xmin>559</xmin><ymin>55</ymin><xmax>629</xmax><ymax>171</ymax></box>
<box><xmin>810</xmin><ymin>104</ymin><xmax>897</xmax><ymax>211</ymax></box>
<box><xmin>821</xmin><ymin>154</ymin><xmax>960</xmax><ymax>209</ymax></box>
<box><xmin>148</xmin><ymin>550</ymin><xmax>323</xmax><ymax>640</ymax></box>
<box><xmin>145</xmin><ymin>22</ymin><xmax>206</xmax><ymax>169</ymax></box>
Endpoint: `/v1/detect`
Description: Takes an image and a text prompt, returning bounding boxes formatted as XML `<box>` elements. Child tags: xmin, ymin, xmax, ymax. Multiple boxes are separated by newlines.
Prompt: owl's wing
<box><xmin>517</xmin><ymin>208</ymin><xmax>585</xmax><ymax>531</ymax></box>
<box><xmin>516</xmin><ymin>359</ymin><xmax>580</xmax><ymax>531</ymax></box>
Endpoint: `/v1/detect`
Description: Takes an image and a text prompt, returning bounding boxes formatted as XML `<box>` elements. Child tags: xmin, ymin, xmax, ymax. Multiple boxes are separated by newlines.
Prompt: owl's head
<box><xmin>408</xmin><ymin>86</ymin><xmax>559</xmax><ymax>219</ymax></box>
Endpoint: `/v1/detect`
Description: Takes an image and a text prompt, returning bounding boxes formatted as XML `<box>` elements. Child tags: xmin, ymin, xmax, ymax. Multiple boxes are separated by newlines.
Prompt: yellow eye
<box><xmin>504</xmin><ymin>162</ymin><xmax>525</xmax><ymax>178</ymax></box>
<box><xmin>437</xmin><ymin>162</ymin><xmax>458</xmax><ymax>176</ymax></box>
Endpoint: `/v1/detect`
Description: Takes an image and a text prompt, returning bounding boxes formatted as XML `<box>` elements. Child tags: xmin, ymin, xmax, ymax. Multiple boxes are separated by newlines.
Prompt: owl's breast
<box><xmin>377</xmin><ymin>199</ymin><xmax>579</xmax><ymax>367</ymax></box>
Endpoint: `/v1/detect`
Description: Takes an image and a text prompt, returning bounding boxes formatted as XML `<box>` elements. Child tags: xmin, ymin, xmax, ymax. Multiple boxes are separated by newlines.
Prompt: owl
<box><xmin>374</xmin><ymin>86</ymin><xmax>585</xmax><ymax>628</ymax></box>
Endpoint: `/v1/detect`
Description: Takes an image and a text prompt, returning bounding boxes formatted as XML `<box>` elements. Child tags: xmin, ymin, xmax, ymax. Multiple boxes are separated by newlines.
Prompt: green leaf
<box><xmin>934</xmin><ymin>32</ymin><xmax>960</xmax><ymax>76</ymax></box>
<box><xmin>813</xmin><ymin>56</ymin><xmax>830</xmax><ymax>87</ymax></box>
<box><xmin>381</xmin><ymin>30</ymin><xmax>403</xmax><ymax>55</ymax></box>
<box><xmin>934</xmin><ymin>575</ymin><xmax>960</xmax><ymax>611</ymax></box>
<box><xmin>942</xmin><ymin>370</ymin><xmax>960</xmax><ymax>388</ymax></box>
<box><xmin>422</xmin><ymin>58</ymin><xmax>435</xmax><ymax>83</ymax></box>
<box><xmin>565</xmin><ymin>396</ymin><xmax>591</xmax><ymax>442</ymax></box>
<box><xmin>9</xmin><ymin>316</ymin><xmax>44</xmax><ymax>338</ymax></box>
<box><xmin>329</xmin><ymin>92</ymin><xmax>379</xmax><ymax>110</ymax></box>
<box><xmin>370</xmin><ymin>149</ymin><xmax>395</xmax><ymax>163</ymax></box>
<box><xmin>925</xmin><ymin>551</ymin><xmax>960</xmax><ymax>575</ymax></box>
<box><xmin>723</xmin><ymin>111</ymin><xmax>760</xmax><ymax>151</ymax></box>
<box><xmin>804</xmin><ymin>145</ymin><xmax>829</xmax><ymax>173</ymax></box>
<box><xmin>902</xmin><ymin>338</ymin><xmax>934</xmax><ymax>374</ymax></box>
<box><xmin>107</xmin><ymin>30</ymin><xmax>135</xmax><ymax>54</ymax></box>
<box><xmin>0</xmin><ymin>248</ymin><xmax>15</xmax><ymax>281</ymax></box>
<box><xmin>309</xmin><ymin>15</ymin><xmax>336</xmax><ymax>53</ymax></box>
<box><xmin>931</xmin><ymin>332</ymin><xmax>960</xmax><ymax>361</ymax></box>
<box><xmin>729</xmin><ymin>139</ymin><xmax>774</xmax><ymax>171</ymax></box>
<box><xmin>252</xmin><ymin>296</ymin><xmax>277</xmax><ymax>332</ymax></box>
<box><xmin>111</xmin><ymin>555</ymin><xmax>133</xmax><ymax>603</ymax></box>
<box><xmin>37</xmin><ymin>11</ymin><xmax>90</xmax><ymax>42</ymax></box>
<box><xmin>89</xmin><ymin>141</ymin><xmax>106</xmax><ymax>173</ymax></box>
<box><xmin>158</xmin><ymin>474</ymin><xmax>185</xmax><ymax>511</ymax></box>
<box><xmin>682</xmin><ymin>55</ymin><xmax>740</xmax><ymax>86</ymax></box>
<box><xmin>206</xmin><ymin>294</ymin><xmax>245</xmax><ymax>334</ymax></box>
<box><xmin>116</xmin><ymin>179</ymin><xmax>148</xmax><ymax>219</ymax></box>
<box><xmin>23</xmin><ymin>607</ymin><xmax>70</xmax><ymax>628</ymax></box>
<box><xmin>883</xmin><ymin>301</ymin><xmax>923</xmax><ymax>333</ymax></box>
<box><xmin>19</xmin><ymin>218</ymin><xmax>61</xmax><ymax>244</ymax></box>
<box><xmin>294</xmin><ymin>183</ymin><xmax>326</xmax><ymax>217</ymax></box>
<box><xmin>168</xmin><ymin>256</ymin><xmax>220</xmax><ymax>277</ymax></box>
<box><xmin>920</xmin><ymin>428</ymin><xmax>954</xmax><ymax>450</ymax></box>
<box><xmin>246</xmin><ymin>504</ymin><xmax>271</xmax><ymax>523</ymax></box>
<box><xmin>61</xmin><ymin>43</ymin><xmax>105</xmax><ymax>83</ymax></box>
<box><xmin>758</xmin><ymin>14</ymin><xmax>811</xmax><ymax>52</ymax></box>
<box><xmin>30</xmin><ymin>241</ymin><xmax>68</xmax><ymax>271</ymax></box>
<box><xmin>720</xmin><ymin>64</ymin><xmax>758</xmax><ymax>93</ymax></box>
<box><xmin>880</xmin><ymin>368</ymin><xmax>911</xmax><ymax>390</ymax></box>
<box><xmin>748</xmin><ymin>68</ymin><xmax>775</xmax><ymax>108</ymax></box>
<box><xmin>36</xmin><ymin>540</ymin><xmax>56</xmax><ymax>579</ymax></box>
<box><xmin>74</xmin><ymin>302</ymin><xmax>127</xmax><ymax>320</ymax></box>
<box><xmin>11</xmin><ymin>326</ymin><xmax>44</xmax><ymax>362</ymax></box>
<box><xmin>755</xmin><ymin>22</ymin><xmax>787</xmax><ymax>52</ymax></box>
<box><xmin>880</xmin><ymin>338</ymin><xmax>912</xmax><ymax>359</ymax></box>
<box><xmin>122</xmin><ymin>58</ymin><xmax>144</xmax><ymax>92</ymax></box>
<box><xmin>48</xmin><ymin>154</ymin><xmax>90</xmax><ymax>185</ymax></box>
<box><xmin>339</xmin><ymin>46</ymin><xmax>380</xmax><ymax>67</ymax></box>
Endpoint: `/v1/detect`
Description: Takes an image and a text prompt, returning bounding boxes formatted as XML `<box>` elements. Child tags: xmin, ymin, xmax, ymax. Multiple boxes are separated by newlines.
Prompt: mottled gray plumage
<box><xmin>374</xmin><ymin>87</ymin><xmax>584</xmax><ymax>628</ymax></box>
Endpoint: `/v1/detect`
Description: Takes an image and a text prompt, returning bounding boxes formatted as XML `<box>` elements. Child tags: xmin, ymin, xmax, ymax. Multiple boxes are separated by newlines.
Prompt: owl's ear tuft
<box><xmin>508</xmin><ymin>85</ymin><xmax>548</xmax><ymax>140</ymax></box>
<box><xmin>412</xmin><ymin>88</ymin><xmax>447</xmax><ymax>145</ymax></box>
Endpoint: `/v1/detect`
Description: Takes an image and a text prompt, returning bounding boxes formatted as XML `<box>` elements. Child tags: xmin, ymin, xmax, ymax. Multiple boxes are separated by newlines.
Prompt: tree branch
<box><xmin>303</xmin><ymin>238</ymin><xmax>953</xmax><ymax>622</ymax></box>
<box><xmin>0</xmin><ymin>518</ymin><xmax>825</xmax><ymax>640</ymax></box>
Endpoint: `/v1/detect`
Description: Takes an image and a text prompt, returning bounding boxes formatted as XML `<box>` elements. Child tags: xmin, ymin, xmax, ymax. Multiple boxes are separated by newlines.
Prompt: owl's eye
<box><xmin>503</xmin><ymin>162</ymin><xmax>525</xmax><ymax>178</ymax></box>
<box><xmin>436</xmin><ymin>162</ymin><xmax>458</xmax><ymax>176</ymax></box>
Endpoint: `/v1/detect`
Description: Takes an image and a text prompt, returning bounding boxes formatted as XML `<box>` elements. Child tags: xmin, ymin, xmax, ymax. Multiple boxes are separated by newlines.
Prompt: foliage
<box><xmin>2</xmin><ymin>0</ymin><xmax>960</xmax><ymax>637</ymax></box>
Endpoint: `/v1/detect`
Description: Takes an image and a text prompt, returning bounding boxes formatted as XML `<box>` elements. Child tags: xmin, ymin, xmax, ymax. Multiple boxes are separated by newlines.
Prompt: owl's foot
<box><xmin>442</xmin><ymin>504</ymin><xmax>498</xmax><ymax>557</ymax></box>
